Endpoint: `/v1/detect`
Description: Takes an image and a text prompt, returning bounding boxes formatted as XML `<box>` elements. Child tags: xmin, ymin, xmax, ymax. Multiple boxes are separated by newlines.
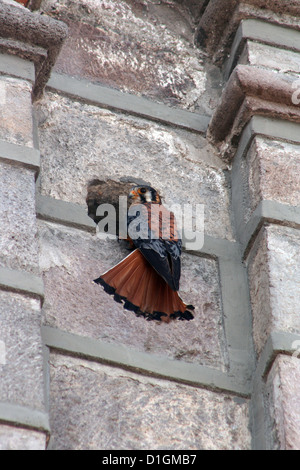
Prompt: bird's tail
<box><xmin>94</xmin><ymin>249</ymin><xmax>194</xmax><ymax>322</ymax></box>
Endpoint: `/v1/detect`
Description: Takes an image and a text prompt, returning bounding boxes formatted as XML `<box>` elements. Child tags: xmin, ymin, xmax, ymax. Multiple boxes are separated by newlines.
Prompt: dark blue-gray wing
<box><xmin>127</xmin><ymin>202</ymin><xmax>182</xmax><ymax>291</ymax></box>
<box><xmin>135</xmin><ymin>238</ymin><xmax>181</xmax><ymax>291</ymax></box>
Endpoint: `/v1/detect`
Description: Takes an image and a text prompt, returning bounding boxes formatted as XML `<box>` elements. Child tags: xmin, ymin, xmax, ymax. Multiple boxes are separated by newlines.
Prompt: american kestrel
<box><xmin>94</xmin><ymin>185</ymin><xmax>194</xmax><ymax>322</ymax></box>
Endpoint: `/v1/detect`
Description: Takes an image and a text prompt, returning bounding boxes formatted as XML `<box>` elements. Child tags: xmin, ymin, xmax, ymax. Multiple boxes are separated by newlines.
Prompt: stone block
<box><xmin>0</xmin><ymin>76</ymin><xmax>33</xmax><ymax>148</ymax></box>
<box><xmin>243</xmin><ymin>41</ymin><xmax>300</xmax><ymax>76</ymax></box>
<box><xmin>265</xmin><ymin>355</ymin><xmax>300</xmax><ymax>450</ymax></box>
<box><xmin>241</xmin><ymin>137</ymin><xmax>300</xmax><ymax>223</ymax></box>
<box><xmin>247</xmin><ymin>225</ymin><xmax>300</xmax><ymax>355</ymax></box>
<box><xmin>0</xmin><ymin>1</ymin><xmax>68</xmax><ymax>100</ymax></box>
<box><xmin>208</xmin><ymin>65</ymin><xmax>300</xmax><ymax>160</ymax></box>
<box><xmin>49</xmin><ymin>353</ymin><xmax>251</xmax><ymax>450</ymax></box>
<box><xmin>36</xmin><ymin>92</ymin><xmax>233</xmax><ymax>241</ymax></box>
<box><xmin>0</xmin><ymin>424</ymin><xmax>46</xmax><ymax>450</ymax></box>
<box><xmin>0</xmin><ymin>162</ymin><xmax>39</xmax><ymax>274</ymax></box>
<box><xmin>196</xmin><ymin>0</ymin><xmax>300</xmax><ymax>63</ymax></box>
<box><xmin>38</xmin><ymin>220</ymin><xmax>226</xmax><ymax>369</ymax></box>
<box><xmin>0</xmin><ymin>290</ymin><xmax>45</xmax><ymax>410</ymax></box>
<box><xmin>40</xmin><ymin>0</ymin><xmax>208</xmax><ymax>111</ymax></box>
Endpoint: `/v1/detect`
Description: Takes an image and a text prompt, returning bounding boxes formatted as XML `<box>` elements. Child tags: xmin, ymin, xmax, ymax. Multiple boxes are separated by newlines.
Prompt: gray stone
<box><xmin>242</xmin><ymin>137</ymin><xmax>300</xmax><ymax>223</ymax></box>
<box><xmin>0</xmin><ymin>266</ymin><xmax>44</xmax><ymax>299</ymax></box>
<box><xmin>208</xmin><ymin>64</ymin><xmax>300</xmax><ymax>161</ymax></box>
<box><xmin>225</xmin><ymin>20</ymin><xmax>300</xmax><ymax>79</ymax></box>
<box><xmin>247</xmin><ymin>225</ymin><xmax>300</xmax><ymax>355</ymax></box>
<box><xmin>245</xmin><ymin>41</ymin><xmax>300</xmax><ymax>76</ymax></box>
<box><xmin>42</xmin><ymin>325</ymin><xmax>251</xmax><ymax>396</ymax></box>
<box><xmin>36</xmin><ymin>92</ymin><xmax>234</xmax><ymax>241</ymax></box>
<box><xmin>0</xmin><ymin>139</ymin><xmax>40</xmax><ymax>171</ymax></box>
<box><xmin>0</xmin><ymin>290</ymin><xmax>45</xmax><ymax>410</ymax></box>
<box><xmin>196</xmin><ymin>0</ymin><xmax>300</xmax><ymax>63</ymax></box>
<box><xmin>265</xmin><ymin>355</ymin><xmax>300</xmax><ymax>450</ymax></box>
<box><xmin>0</xmin><ymin>0</ymin><xmax>68</xmax><ymax>100</ymax></box>
<box><xmin>0</xmin><ymin>424</ymin><xmax>46</xmax><ymax>450</ymax></box>
<box><xmin>49</xmin><ymin>353</ymin><xmax>251</xmax><ymax>450</ymax></box>
<box><xmin>267</xmin><ymin>226</ymin><xmax>300</xmax><ymax>330</ymax></box>
<box><xmin>0</xmin><ymin>76</ymin><xmax>33</xmax><ymax>148</ymax></box>
<box><xmin>46</xmin><ymin>72</ymin><xmax>211</xmax><ymax>134</ymax></box>
<box><xmin>0</xmin><ymin>162</ymin><xmax>39</xmax><ymax>274</ymax></box>
<box><xmin>38</xmin><ymin>220</ymin><xmax>226</xmax><ymax>369</ymax></box>
<box><xmin>0</xmin><ymin>53</ymin><xmax>35</xmax><ymax>82</ymax></box>
<box><xmin>40</xmin><ymin>0</ymin><xmax>211</xmax><ymax>112</ymax></box>
<box><xmin>0</xmin><ymin>402</ymin><xmax>50</xmax><ymax>433</ymax></box>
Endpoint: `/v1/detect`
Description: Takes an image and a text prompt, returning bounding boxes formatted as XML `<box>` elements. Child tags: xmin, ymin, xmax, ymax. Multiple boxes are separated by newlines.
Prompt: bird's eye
<box><xmin>139</xmin><ymin>188</ymin><xmax>147</xmax><ymax>194</ymax></box>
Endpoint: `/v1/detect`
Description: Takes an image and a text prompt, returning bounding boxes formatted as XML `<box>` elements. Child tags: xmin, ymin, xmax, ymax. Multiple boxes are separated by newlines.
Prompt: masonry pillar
<box><xmin>0</xmin><ymin>1</ymin><xmax>67</xmax><ymax>449</ymax></box>
<box><xmin>202</xmin><ymin>0</ymin><xmax>300</xmax><ymax>449</ymax></box>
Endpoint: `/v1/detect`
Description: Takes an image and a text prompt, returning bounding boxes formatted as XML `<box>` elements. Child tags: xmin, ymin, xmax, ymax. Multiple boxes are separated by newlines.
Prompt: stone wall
<box><xmin>0</xmin><ymin>0</ymin><xmax>299</xmax><ymax>450</ymax></box>
<box><xmin>0</xmin><ymin>0</ymin><xmax>67</xmax><ymax>449</ymax></box>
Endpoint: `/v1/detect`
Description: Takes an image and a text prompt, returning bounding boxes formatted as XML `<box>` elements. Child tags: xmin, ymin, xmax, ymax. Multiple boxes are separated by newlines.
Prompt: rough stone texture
<box><xmin>39</xmin><ymin>0</ymin><xmax>222</xmax><ymax>114</ymax></box>
<box><xmin>0</xmin><ymin>424</ymin><xmax>46</xmax><ymax>450</ymax></box>
<box><xmin>241</xmin><ymin>137</ymin><xmax>300</xmax><ymax>223</ymax></box>
<box><xmin>243</xmin><ymin>41</ymin><xmax>300</xmax><ymax>77</ymax></box>
<box><xmin>0</xmin><ymin>290</ymin><xmax>45</xmax><ymax>410</ymax></box>
<box><xmin>0</xmin><ymin>76</ymin><xmax>33</xmax><ymax>147</ymax></box>
<box><xmin>248</xmin><ymin>0</ymin><xmax>300</xmax><ymax>16</ymax></box>
<box><xmin>0</xmin><ymin>1</ymin><xmax>68</xmax><ymax>100</ymax></box>
<box><xmin>35</xmin><ymin>92</ymin><xmax>233</xmax><ymax>241</ymax></box>
<box><xmin>247</xmin><ymin>225</ymin><xmax>300</xmax><ymax>355</ymax></box>
<box><xmin>49</xmin><ymin>353</ymin><xmax>251</xmax><ymax>450</ymax></box>
<box><xmin>0</xmin><ymin>162</ymin><xmax>39</xmax><ymax>274</ymax></box>
<box><xmin>246</xmin><ymin>228</ymin><xmax>270</xmax><ymax>356</ymax></box>
<box><xmin>208</xmin><ymin>65</ymin><xmax>300</xmax><ymax>160</ymax></box>
<box><xmin>265</xmin><ymin>355</ymin><xmax>300</xmax><ymax>450</ymax></box>
<box><xmin>39</xmin><ymin>220</ymin><xmax>226</xmax><ymax>368</ymax></box>
<box><xmin>184</xmin><ymin>0</ymin><xmax>208</xmax><ymax>20</ymax></box>
<box><xmin>196</xmin><ymin>0</ymin><xmax>300</xmax><ymax>63</ymax></box>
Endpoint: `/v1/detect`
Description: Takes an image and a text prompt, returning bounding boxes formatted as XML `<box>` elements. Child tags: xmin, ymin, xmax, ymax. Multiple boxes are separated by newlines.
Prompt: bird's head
<box><xmin>129</xmin><ymin>185</ymin><xmax>161</xmax><ymax>204</ymax></box>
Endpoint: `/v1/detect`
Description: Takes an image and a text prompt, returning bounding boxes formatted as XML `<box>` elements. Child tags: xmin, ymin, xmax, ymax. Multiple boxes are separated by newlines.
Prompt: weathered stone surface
<box><xmin>184</xmin><ymin>0</ymin><xmax>208</xmax><ymax>20</ymax></box>
<box><xmin>0</xmin><ymin>290</ymin><xmax>45</xmax><ymax>410</ymax></box>
<box><xmin>0</xmin><ymin>424</ymin><xmax>46</xmax><ymax>450</ymax></box>
<box><xmin>0</xmin><ymin>162</ymin><xmax>39</xmax><ymax>272</ymax></box>
<box><xmin>265</xmin><ymin>355</ymin><xmax>300</xmax><ymax>450</ymax></box>
<box><xmin>242</xmin><ymin>137</ymin><xmax>300</xmax><ymax>223</ymax></box>
<box><xmin>243</xmin><ymin>41</ymin><xmax>300</xmax><ymax>76</ymax></box>
<box><xmin>247</xmin><ymin>225</ymin><xmax>300</xmax><ymax>355</ymax></box>
<box><xmin>208</xmin><ymin>65</ymin><xmax>300</xmax><ymax>157</ymax></box>
<box><xmin>0</xmin><ymin>162</ymin><xmax>39</xmax><ymax>274</ymax></box>
<box><xmin>0</xmin><ymin>76</ymin><xmax>33</xmax><ymax>147</ymax></box>
<box><xmin>246</xmin><ymin>228</ymin><xmax>270</xmax><ymax>356</ymax></box>
<box><xmin>196</xmin><ymin>0</ymin><xmax>300</xmax><ymax>63</ymax></box>
<box><xmin>0</xmin><ymin>1</ymin><xmax>68</xmax><ymax>100</ymax></box>
<box><xmin>36</xmin><ymin>92</ymin><xmax>233</xmax><ymax>241</ymax></box>
<box><xmin>39</xmin><ymin>0</ymin><xmax>215</xmax><ymax>112</ymax></box>
<box><xmin>49</xmin><ymin>353</ymin><xmax>251</xmax><ymax>450</ymax></box>
<box><xmin>38</xmin><ymin>220</ymin><xmax>225</xmax><ymax>369</ymax></box>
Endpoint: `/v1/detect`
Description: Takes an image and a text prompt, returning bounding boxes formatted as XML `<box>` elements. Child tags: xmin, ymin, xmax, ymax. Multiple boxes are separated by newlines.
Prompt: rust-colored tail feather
<box><xmin>94</xmin><ymin>250</ymin><xmax>194</xmax><ymax>322</ymax></box>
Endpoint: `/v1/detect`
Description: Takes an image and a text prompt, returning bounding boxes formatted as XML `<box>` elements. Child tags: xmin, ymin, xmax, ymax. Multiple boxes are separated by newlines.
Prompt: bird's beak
<box><xmin>129</xmin><ymin>190</ymin><xmax>137</xmax><ymax>200</ymax></box>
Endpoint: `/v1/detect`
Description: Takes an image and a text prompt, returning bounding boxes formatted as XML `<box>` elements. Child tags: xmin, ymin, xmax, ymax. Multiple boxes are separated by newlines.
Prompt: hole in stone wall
<box><xmin>86</xmin><ymin>178</ymin><xmax>152</xmax><ymax>236</ymax></box>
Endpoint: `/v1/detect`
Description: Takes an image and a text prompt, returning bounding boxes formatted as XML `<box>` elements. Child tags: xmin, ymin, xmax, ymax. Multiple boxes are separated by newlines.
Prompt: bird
<box><xmin>94</xmin><ymin>185</ymin><xmax>194</xmax><ymax>322</ymax></box>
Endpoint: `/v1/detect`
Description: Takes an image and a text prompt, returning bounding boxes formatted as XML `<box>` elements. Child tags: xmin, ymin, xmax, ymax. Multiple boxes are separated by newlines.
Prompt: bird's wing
<box><xmin>128</xmin><ymin>202</ymin><xmax>181</xmax><ymax>291</ymax></box>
